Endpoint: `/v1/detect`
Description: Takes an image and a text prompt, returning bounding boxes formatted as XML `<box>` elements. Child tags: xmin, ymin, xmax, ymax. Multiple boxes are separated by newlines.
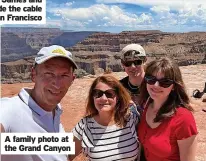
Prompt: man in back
<box><xmin>120</xmin><ymin>44</ymin><xmax>147</xmax><ymax>114</ymax></box>
<box><xmin>0</xmin><ymin>45</ymin><xmax>78</xmax><ymax>161</ymax></box>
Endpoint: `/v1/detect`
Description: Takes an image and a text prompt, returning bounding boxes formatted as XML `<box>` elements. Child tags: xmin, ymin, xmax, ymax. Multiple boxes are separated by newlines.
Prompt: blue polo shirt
<box><xmin>0</xmin><ymin>88</ymin><xmax>67</xmax><ymax>161</ymax></box>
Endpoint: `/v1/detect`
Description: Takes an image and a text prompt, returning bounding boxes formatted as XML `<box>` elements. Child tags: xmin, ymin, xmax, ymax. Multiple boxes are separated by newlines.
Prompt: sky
<box><xmin>3</xmin><ymin>0</ymin><xmax>206</xmax><ymax>33</ymax></box>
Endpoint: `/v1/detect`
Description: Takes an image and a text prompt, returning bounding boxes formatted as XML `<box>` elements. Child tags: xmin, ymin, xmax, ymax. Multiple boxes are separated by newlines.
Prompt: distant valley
<box><xmin>1</xmin><ymin>27</ymin><xmax>206</xmax><ymax>83</ymax></box>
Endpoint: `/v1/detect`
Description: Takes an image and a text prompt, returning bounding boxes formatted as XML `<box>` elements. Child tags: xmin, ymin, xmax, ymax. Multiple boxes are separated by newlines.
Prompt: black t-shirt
<box><xmin>120</xmin><ymin>76</ymin><xmax>143</xmax><ymax>114</ymax></box>
<box><xmin>120</xmin><ymin>76</ymin><xmax>146</xmax><ymax>161</ymax></box>
<box><xmin>120</xmin><ymin>76</ymin><xmax>140</xmax><ymax>95</ymax></box>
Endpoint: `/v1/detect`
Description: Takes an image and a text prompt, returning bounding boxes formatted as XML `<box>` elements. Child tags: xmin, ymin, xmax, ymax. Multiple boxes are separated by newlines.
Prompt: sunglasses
<box><xmin>92</xmin><ymin>89</ymin><xmax>116</xmax><ymax>99</ymax></box>
<box><xmin>145</xmin><ymin>75</ymin><xmax>174</xmax><ymax>88</ymax></box>
<box><xmin>122</xmin><ymin>59</ymin><xmax>143</xmax><ymax>67</ymax></box>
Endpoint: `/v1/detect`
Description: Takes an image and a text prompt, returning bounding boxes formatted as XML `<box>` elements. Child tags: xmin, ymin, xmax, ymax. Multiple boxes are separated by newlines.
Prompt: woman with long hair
<box><xmin>70</xmin><ymin>75</ymin><xmax>140</xmax><ymax>161</ymax></box>
<box><xmin>138</xmin><ymin>58</ymin><xmax>198</xmax><ymax>161</ymax></box>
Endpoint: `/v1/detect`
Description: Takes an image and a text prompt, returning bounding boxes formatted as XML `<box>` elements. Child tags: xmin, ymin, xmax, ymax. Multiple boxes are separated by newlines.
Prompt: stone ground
<box><xmin>1</xmin><ymin>64</ymin><xmax>206</xmax><ymax>161</ymax></box>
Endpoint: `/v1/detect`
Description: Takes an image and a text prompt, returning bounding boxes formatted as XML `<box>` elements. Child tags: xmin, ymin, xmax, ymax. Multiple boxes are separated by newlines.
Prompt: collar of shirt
<box><xmin>18</xmin><ymin>88</ymin><xmax>63</xmax><ymax>117</ymax></box>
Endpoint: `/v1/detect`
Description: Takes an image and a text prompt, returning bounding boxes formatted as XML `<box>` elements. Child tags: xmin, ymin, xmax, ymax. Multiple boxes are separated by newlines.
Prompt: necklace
<box><xmin>128</xmin><ymin>80</ymin><xmax>138</xmax><ymax>90</ymax></box>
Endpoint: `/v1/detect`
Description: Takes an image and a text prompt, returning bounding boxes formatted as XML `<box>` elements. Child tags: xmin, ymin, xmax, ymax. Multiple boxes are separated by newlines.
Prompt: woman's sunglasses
<box><xmin>122</xmin><ymin>59</ymin><xmax>143</xmax><ymax>67</ymax></box>
<box><xmin>92</xmin><ymin>89</ymin><xmax>116</xmax><ymax>99</ymax></box>
<box><xmin>145</xmin><ymin>75</ymin><xmax>174</xmax><ymax>88</ymax></box>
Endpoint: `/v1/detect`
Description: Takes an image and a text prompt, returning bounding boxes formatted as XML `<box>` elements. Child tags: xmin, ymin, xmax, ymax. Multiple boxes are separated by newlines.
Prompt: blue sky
<box><xmin>4</xmin><ymin>0</ymin><xmax>206</xmax><ymax>33</ymax></box>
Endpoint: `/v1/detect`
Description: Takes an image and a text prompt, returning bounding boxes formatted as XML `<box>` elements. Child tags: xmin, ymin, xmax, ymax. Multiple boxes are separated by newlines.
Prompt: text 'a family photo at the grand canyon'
<box><xmin>1</xmin><ymin>26</ymin><xmax>206</xmax><ymax>161</ymax></box>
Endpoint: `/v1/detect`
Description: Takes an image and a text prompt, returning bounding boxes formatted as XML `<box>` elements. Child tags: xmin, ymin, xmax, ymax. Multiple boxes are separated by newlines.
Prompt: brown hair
<box><xmin>85</xmin><ymin>75</ymin><xmax>131</xmax><ymax>127</ymax></box>
<box><xmin>139</xmin><ymin>57</ymin><xmax>193</xmax><ymax>122</ymax></box>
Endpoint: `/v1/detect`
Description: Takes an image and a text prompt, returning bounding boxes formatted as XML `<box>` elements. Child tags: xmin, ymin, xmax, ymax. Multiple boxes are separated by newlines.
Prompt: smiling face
<box><xmin>122</xmin><ymin>56</ymin><xmax>146</xmax><ymax>78</ymax></box>
<box><xmin>93</xmin><ymin>82</ymin><xmax>117</xmax><ymax>114</ymax></box>
<box><xmin>146</xmin><ymin>71</ymin><xmax>174</xmax><ymax>103</ymax></box>
<box><xmin>31</xmin><ymin>57</ymin><xmax>75</xmax><ymax>111</ymax></box>
<box><xmin>123</xmin><ymin>62</ymin><xmax>145</xmax><ymax>78</ymax></box>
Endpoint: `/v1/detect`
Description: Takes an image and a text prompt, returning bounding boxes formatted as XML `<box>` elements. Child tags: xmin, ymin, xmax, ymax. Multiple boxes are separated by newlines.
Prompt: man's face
<box><xmin>122</xmin><ymin>57</ymin><xmax>146</xmax><ymax>78</ymax></box>
<box><xmin>31</xmin><ymin>57</ymin><xmax>75</xmax><ymax>111</ymax></box>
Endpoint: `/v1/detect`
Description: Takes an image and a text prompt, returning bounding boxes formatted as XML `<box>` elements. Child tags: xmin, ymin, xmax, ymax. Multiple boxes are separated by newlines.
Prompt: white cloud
<box><xmin>65</xmin><ymin>2</ymin><xmax>74</xmax><ymax>7</ymax></box>
<box><xmin>150</xmin><ymin>6</ymin><xmax>170</xmax><ymax>13</ymax></box>
<box><xmin>139</xmin><ymin>13</ymin><xmax>152</xmax><ymax>24</ymax></box>
<box><xmin>97</xmin><ymin>0</ymin><xmax>206</xmax><ymax>26</ymax></box>
<box><xmin>39</xmin><ymin>19</ymin><xmax>62</xmax><ymax>28</ymax></box>
<box><xmin>45</xmin><ymin>1</ymin><xmax>206</xmax><ymax>32</ymax></box>
<box><xmin>48</xmin><ymin>4</ymin><xmax>152</xmax><ymax>28</ymax></box>
<box><xmin>178</xmin><ymin>4</ymin><xmax>206</xmax><ymax>23</ymax></box>
<box><xmin>96</xmin><ymin>0</ymin><xmax>206</xmax><ymax>10</ymax></box>
<box><xmin>148</xmin><ymin>3</ymin><xmax>206</xmax><ymax>27</ymax></box>
<box><xmin>103</xmin><ymin>16</ymin><xmax>109</xmax><ymax>20</ymax></box>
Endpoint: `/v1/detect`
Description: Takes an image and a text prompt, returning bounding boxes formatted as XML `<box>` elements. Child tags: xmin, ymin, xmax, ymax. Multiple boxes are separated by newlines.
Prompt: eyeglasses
<box><xmin>145</xmin><ymin>75</ymin><xmax>174</xmax><ymax>88</ymax></box>
<box><xmin>92</xmin><ymin>89</ymin><xmax>116</xmax><ymax>99</ymax></box>
<box><xmin>122</xmin><ymin>59</ymin><xmax>143</xmax><ymax>67</ymax></box>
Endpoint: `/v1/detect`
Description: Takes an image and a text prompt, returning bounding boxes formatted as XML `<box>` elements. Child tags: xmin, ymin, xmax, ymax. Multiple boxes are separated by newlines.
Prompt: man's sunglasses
<box><xmin>92</xmin><ymin>89</ymin><xmax>116</xmax><ymax>99</ymax></box>
<box><xmin>122</xmin><ymin>59</ymin><xmax>143</xmax><ymax>67</ymax></box>
<box><xmin>145</xmin><ymin>75</ymin><xmax>174</xmax><ymax>88</ymax></box>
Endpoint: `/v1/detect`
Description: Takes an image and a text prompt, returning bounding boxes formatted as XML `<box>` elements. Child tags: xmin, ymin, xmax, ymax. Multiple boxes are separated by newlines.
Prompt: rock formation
<box><xmin>69</xmin><ymin>31</ymin><xmax>206</xmax><ymax>74</ymax></box>
<box><xmin>1</xmin><ymin>28</ymin><xmax>206</xmax><ymax>83</ymax></box>
<box><xmin>1</xmin><ymin>27</ymin><xmax>96</xmax><ymax>62</ymax></box>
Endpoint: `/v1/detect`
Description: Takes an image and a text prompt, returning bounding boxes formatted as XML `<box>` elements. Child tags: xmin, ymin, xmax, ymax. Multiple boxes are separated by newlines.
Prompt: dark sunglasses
<box><xmin>92</xmin><ymin>89</ymin><xmax>116</xmax><ymax>99</ymax></box>
<box><xmin>145</xmin><ymin>75</ymin><xmax>174</xmax><ymax>88</ymax></box>
<box><xmin>122</xmin><ymin>59</ymin><xmax>143</xmax><ymax>67</ymax></box>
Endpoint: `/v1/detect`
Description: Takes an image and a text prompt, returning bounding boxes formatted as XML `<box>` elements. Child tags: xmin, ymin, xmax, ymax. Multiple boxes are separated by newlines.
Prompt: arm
<box><xmin>0</xmin><ymin>123</ymin><xmax>5</xmax><ymax>132</ymax></box>
<box><xmin>177</xmin><ymin>135</ymin><xmax>197</xmax><ymax>161</ymax></box>
<box><xmin>68</xmin><ymin>136</ymin><xmax>82</xmax><ymax>161</ymax></box>
<box><xmin>174</xmin><ymin>108</ymin><xmax>198</xmax><ymax>161</ymax></box>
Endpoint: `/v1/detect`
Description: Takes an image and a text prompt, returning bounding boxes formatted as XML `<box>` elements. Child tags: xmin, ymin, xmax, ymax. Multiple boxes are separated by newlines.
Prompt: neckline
<box><xmin>145</xmin><ymin>105</ymin><xmax>162</xmax><ymax>129</ymax></box>
<box><xmin>19</xmin><ymin>88</ymin><xmax>62</xmax><ymax>117</ymax></box>
<box><xmin>91</xmin><ymin>117</ymin><xmax>118</xmax><ymax>129</ymax></box>
<box><xmin>128</xmin><ymin>80</ymin><xmax>139</xmax><ymax>90</ymax></box>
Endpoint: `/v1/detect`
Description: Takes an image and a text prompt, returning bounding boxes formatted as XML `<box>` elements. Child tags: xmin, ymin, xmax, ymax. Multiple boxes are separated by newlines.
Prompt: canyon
<box><xmin>1</xmin><ymin>27</ymin><xmax>206</xmax><ymax>84</ymax></box>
